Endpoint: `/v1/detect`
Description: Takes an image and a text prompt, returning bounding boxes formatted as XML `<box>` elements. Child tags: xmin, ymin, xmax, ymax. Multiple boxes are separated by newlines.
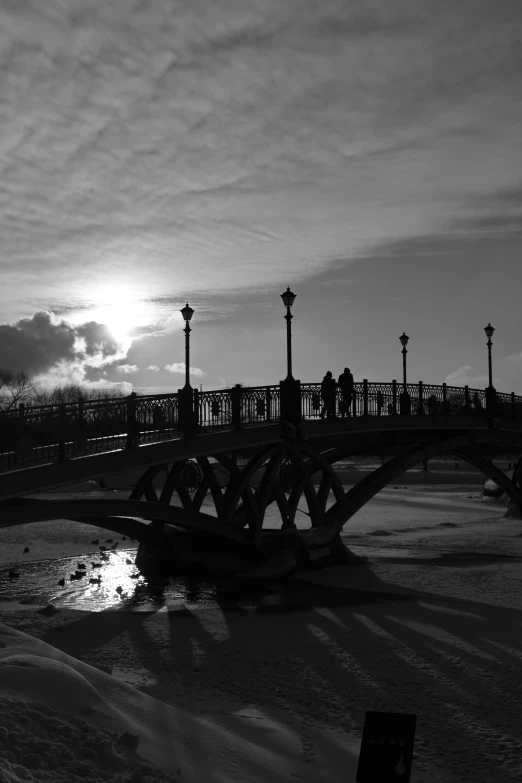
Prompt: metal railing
<box><xmin>1</xmin><ymin>381</ymin><xmax>520</xmax><ymax>474</ymax></box>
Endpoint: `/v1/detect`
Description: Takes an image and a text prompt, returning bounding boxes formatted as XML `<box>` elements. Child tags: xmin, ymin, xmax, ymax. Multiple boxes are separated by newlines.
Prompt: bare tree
<box><xmin>0</xmin><ymin>368</ymin><xmax>35</xmax><ymax>411</ymax></box>
<box><xmin>33</xmin><ymin>384</ymin><xmax>128</xmax><ymax>406</ymax></box>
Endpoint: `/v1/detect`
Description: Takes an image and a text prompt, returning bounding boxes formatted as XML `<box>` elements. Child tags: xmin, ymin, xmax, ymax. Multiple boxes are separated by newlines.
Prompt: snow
<box><xmin>1</xmin><ymin>483</ymin><xmax>522</xmax><ymax>781</ymax></box>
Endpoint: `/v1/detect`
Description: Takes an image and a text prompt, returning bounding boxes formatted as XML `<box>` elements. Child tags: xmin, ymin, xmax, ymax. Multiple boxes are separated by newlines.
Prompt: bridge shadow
<box><xmin>27</xmin><ymin>561</ymin><xmax>522</xmax><ymax>780</ymax></box>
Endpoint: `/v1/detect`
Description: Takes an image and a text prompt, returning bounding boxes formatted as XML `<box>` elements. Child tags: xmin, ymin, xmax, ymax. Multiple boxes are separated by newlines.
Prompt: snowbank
<box><xmin>0</xmin><ymin>623</ymin><xmax>361</xmax><ymax>783</ymax></box>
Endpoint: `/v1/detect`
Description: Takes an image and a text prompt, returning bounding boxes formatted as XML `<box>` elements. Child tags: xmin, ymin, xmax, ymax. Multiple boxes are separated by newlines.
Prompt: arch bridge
<box><xmin>1</xmin><ymin>380</ymin><xmax>521</xmax><ymax>567</ymax></box>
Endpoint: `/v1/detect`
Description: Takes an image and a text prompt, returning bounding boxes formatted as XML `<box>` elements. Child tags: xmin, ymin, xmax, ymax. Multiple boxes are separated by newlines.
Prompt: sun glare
<box><xmin>73</xmin><ymin>284</ymin><xmax>152</xmax><ymax>343</ymax></box>
<box><xmin>93</xmin><ymin>303</ymin><xmax>137</xmax><ymax>342</ymax></box>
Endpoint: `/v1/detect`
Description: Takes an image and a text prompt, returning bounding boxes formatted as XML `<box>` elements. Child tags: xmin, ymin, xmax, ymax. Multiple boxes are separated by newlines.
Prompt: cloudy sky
<box><xmin>1</xmin><ymin>0</ymin><xmax>521</xmax><ymax>395</ymax></box>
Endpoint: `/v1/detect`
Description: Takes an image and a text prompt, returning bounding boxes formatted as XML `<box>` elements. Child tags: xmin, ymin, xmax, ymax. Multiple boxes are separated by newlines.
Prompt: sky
<box><xmin>1</xmin><ymin>0</ymin><xmax>521</xmax><ymax>396</ymax></box>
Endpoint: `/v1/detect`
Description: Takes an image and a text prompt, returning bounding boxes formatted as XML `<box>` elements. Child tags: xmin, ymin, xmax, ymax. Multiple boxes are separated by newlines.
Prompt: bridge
<box><xmin>1</xmin><ymin>379</ymin><xmax>522</xmax><ymax>575</ymax></box>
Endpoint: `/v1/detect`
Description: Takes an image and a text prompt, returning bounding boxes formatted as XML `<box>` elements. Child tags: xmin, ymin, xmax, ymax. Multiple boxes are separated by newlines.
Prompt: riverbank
<box><xmin>1</xmin><ymin>488</ymin><xmax>521</xmax><ymax>781</ymax></box>
<box><xmin>2</xmin><ymin>514</ymin><xmax>522</xmax><ymax>782</ymax></box>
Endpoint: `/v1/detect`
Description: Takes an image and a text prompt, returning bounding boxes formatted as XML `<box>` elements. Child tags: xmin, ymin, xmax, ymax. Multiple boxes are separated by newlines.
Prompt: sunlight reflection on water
<box><xmin>0</xmin><ymin>548</ymin><xmax>278</xmax><ymax>612</ymax></box>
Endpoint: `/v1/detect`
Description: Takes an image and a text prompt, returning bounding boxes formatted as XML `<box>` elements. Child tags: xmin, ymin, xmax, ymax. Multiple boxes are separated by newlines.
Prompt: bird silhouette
<box><xmin>23</xmin><ymin>547</ymin><xmax>30</xmax><ymax>554</ymax></box>
<box><xmin>106</xmin><ymin>538</ymin><xmax>113</xmax><ymax>543</ymax></box>
<box><xmin>58</xmin><ymin>578</ymin><xmax>65</xmax><ymax>586</ymax></box>
<box><xmin>115</xmin><ymin>586</ymin><xmax>123</xmax><ymax>595</ymax></box>
<box><xmin>77</xmin><ymin>563</ymin><xmax>86</xmax><ymax>570</ymax></box>
<box><xmin>9</xmin><ymin>570</ymin><xmax>20</xmax><ymax>579</ymax></box>
<box><xmin>125</xmin><ymin>558</ymin><xmax>133</xmax><ymax>565</ymax></box>
<box><xmin>91</xmin><ymin>562</ymin><xmax>102</xmax><ymax>568</ymax></box>
<box><xmin>91</xmin><ymin>539</ymin><xmax>99</xmax><ymax>545</ymax></box>
<box><xmin>89</xmin><ymin>576</ymin><xmax>101</xmax><ymax>585</ymax></box>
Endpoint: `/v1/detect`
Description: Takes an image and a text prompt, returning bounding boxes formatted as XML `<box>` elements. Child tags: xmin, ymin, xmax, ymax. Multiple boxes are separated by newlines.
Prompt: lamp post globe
<box><xmin>281</xmin><ymin>287</ymin><xmax>296</xmax><ymax>378</ymax></box>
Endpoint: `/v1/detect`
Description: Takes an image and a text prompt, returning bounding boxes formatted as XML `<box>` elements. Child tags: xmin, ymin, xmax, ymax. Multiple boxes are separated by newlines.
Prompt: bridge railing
<box><xmin>1</xmin><ymin>381</ymin><xmax>521</xmax><ymax>474</ymax></box>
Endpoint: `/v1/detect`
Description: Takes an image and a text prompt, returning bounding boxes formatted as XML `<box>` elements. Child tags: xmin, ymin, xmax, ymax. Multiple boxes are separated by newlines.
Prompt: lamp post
<box><xmin>179</xmin><ymin>303</ymin><xmax>195</xmax><ymax>436</ymax></box>
<box><xmin>181</xmin><ymin>303</ymin><xmax>194</xmax><ymax>388</ymax></box>
<box><xmin>484</xmin><ymin>322</ymin><xmax>495</xmax><ymax>413</ymax></box>
<box><xmin>279</xmin><ymin>287</ymin><xmax>301</xmax><ymax>427</ymax></box>
<box><xmin>484</xmin><ymin>322</ymin><xmax>494</xmax><ymax>389</ymax></box>
<box><xmin>281</xmin><ymin>287</ymin><xmax>296</xmax><ymax>379</ymax></box>
<box><xmin>399</xmin><ymin>332</ymin><xmax>409</xmax><ymax>389</ymax></box>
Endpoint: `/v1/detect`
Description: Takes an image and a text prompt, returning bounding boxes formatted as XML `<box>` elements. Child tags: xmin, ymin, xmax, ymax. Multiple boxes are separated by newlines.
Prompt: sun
<box><xmin>94</xmin><ymin>302</ymin><xmax>137</xmax><ymax>343</ymax></box>
<box><xmin>72</xmin><ymin>283</ymin><xmax>152</xmax><ymax>343</ymax></box>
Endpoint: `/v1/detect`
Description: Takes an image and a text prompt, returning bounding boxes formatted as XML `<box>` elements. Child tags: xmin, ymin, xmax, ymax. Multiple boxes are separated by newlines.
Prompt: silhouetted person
<box><xmin>473</xmin><ymin>392</ymin><xmax>482</xmax><ymax>412</ymax></box>
<box><xmin>376</xmin><ymin>390</ymin><xmax>384</xmax><ymax>416</ymax></box>
<box><xmin>427</xmin><ymin>394</ymin><xmax>437</xmax><ymax>415</ymax></box>
<box><xmin>320</xmin><ymin>371</ymin><xmax>337</xmax><ymax>418</ymax></box>
<box><xmin>337</xmin><ymin>367</ymin><xmax>354</xmax><ymax>416</ymax></box>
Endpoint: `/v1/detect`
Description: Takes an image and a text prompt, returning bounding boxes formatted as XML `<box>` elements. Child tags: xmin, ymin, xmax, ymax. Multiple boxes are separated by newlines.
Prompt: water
<box><xmin>0</xmin><ymin>548</ymin><xmax>278</xmax><ymax>612</ymax></box>
<box><xmin>0</xmin><ymin>484</ymin><xmax>498</xmax><ymax>613</ymax></box>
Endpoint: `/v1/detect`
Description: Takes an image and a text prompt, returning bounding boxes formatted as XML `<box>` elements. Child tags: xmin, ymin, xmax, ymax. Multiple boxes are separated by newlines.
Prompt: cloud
<box><xmin>116</xmin><ymin>364</ymin><xmax>139</xmax><ymax>374</ymax></box>
<box><xmin>445</xmin><ymin>365</ymin><xmax>490</xmax><ymax>389</ymax></box>
<box><xmin>147</xmin><ymin>365</ymin><xmax>161</xmax><ymax>372</ymax></box>
<box><xmin>0</xmin><ymin>311</ymin><xmax>128</xmax><ymax>378</ymax></box>
<box><xmin>165</xmin><ymin>363</ymin><xmax>204</xmax><ymax>378</ymax></box>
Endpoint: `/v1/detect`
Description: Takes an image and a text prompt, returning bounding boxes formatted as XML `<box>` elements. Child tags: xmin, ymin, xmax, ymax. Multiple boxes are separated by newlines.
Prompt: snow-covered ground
<box><xmin>1</xmin><ymin>483</ymin><xmax>522</xmax><ymax>782</ymax></box>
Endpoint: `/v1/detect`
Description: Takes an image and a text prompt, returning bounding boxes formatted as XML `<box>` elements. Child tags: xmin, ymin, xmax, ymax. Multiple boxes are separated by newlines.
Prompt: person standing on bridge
<box><xmin>337</xmin><ymin>367</ymin><xmax>354</xmax><ymax>416</ymax></box>
<box><xmin>320</xmin><ymin>371</ymin><xmax>337</xmax><ymax>419</ymax></box>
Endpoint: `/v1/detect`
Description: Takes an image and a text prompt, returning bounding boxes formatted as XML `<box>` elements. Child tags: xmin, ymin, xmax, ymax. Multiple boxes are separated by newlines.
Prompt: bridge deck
<box><xmin>1</xmin><ymin>413</ymin><xmax>520</xmax><ymax>502</ymax></box>
<box><xmin>1</xmin><ymin>381</ymin><xmax>520</xmax><ymax>494</ymax></box>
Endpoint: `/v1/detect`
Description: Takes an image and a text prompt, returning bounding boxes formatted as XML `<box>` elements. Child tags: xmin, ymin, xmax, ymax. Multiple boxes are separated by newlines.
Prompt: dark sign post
<box><xmin>356</xmin><ymin>711</ymin><xmax>417</xmax><ymax>782</ymax></box>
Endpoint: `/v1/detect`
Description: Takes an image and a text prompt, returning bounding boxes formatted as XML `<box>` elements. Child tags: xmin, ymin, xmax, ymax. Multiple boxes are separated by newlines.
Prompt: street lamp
<box><xmin>180</xmin><ymin>303</ymin><xmax>194</xmax><ymax>388</ymax></box>
<box><xmin>281</xmin><ymin>287</ymin><xmax>296</xmax><ymax>378</ymax></box>
<box><xmin>484</xmin><ymin>322</ymin><xmax>494</xmax><ymax>389</ymax></box>
<box><xmin>399</xmin><ymin>332</ymin><xmax>409</xmax><ymax>389</ymax></box>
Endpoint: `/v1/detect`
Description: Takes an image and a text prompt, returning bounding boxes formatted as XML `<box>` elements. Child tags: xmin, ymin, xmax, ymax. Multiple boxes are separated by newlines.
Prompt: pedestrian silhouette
<box><xmin>320</xmin><ymin>371</ymin><xmax>337</xmax><ymax>418</ymax></box>
<box><xmin>337</xmin><ymin>367</ymin><xmax>354</xmax><ymax>417</ymax></box>
<box><xmin>376</xmin><ymin>390</ymin><xmax>384</xmax><ymax>415</ymax></box>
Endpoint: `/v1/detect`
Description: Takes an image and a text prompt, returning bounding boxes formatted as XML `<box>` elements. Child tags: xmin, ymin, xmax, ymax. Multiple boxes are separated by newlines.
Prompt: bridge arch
<box><xmin>324</xmin><ymin>432</ymin><xmax>522</xmax><ymax>531</ymax></box>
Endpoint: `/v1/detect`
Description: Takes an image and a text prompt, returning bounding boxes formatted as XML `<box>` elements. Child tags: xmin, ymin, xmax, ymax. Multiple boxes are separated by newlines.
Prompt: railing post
<box><xmin>279</xmin><ymin>377</ymin><xmax>302</xmax><ymax>426</ymax></box>
<box><xmin>266</xmin><ymin>387</ymin><xmax>272</xmax><ymax>421</ymax></box>
<box><xmin>464</xmin><ymin>385</ymin><xmax>471</xmax><ymax>414</ymax></box>
<box><xmin>486</xmin><ymin>387</ymin><xmax>497</xmax><ymax>416</ymax></box>
<box><xmin>392</xmin><ymin>381</ymin><xmax>397</xmax><ymax>415</ymax></box>
<box><xmin>15</xmin><ymin>403</ymin><xmax>27</xmax><ymax>464</ymax></box>
<box><xmin>418</xmin><ymin>381</ymin><xmax>423</xmax><ymax>415</ymax></box>
<box><xmin>193</xmin><ymin>388</ymin><xmax>200</xmax><ymax>429</ymax></box>
<box><xmin>177</xmin><ymin>387</ymin><xmax>194</xmax><ymax>437</ymax></box>
<box><xmin>231</xmin><ymin>384</ymin><xmax>242</xmax><ymax>430</ymax></box>
<box><xmin>58</xmin><ymin>402</ymin><xmax>66</xmax><ymax>462</ymax></box>
<box><xmin>77</xmin><ymin>396</ymin><xmax>87</xmax><ymax>449</ymax></box>
<box><xmin>126</xmin><ymin>392</ymin><xmax>137</xmax><ymax>450</ymax></box>
<box><xmin>363</xmin><ymin>379</ymin><xmax>368</xmax><ymax>416</ymax></box>
<box><xmin>512</xmin><ymin>392</ymin><xmax>516</xmax><ymax>421</ymax></box>
<box><xmin>442</xmin><ymin>383</ymin><xmax>448</xmax><ymax>415</ymax></box>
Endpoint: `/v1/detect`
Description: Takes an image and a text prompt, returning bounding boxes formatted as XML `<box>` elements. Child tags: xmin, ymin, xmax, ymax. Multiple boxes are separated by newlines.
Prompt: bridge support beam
<box><xmin>324</xmin><ymin>434</ymin><xmax>484</xmax><ymax>532</ymax></box>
